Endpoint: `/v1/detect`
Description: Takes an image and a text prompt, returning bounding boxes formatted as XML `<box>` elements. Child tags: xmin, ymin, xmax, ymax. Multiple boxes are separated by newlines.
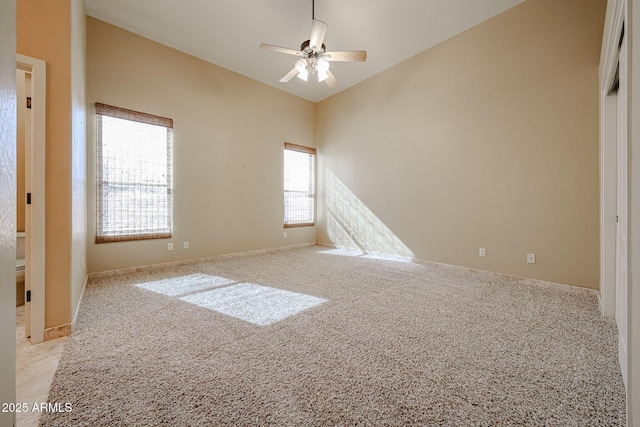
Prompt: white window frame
<box><xmin>284</xmin><ymin>142</ymin><xmax>316</xmax><ymax>228</ymax></box>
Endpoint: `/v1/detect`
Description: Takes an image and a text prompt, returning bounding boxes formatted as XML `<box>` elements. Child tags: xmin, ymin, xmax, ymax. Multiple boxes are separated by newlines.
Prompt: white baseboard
<box><xmin>88</xmin><ymin>241</ymin><xmax>598</xmax><ymax>300</ymax></box>
<box><xmin>316</xmin><ymin>242</ymin><xmax>598</xmax><ymax>297</ymax></box>
<box><xmin>71</xmin><ymin>275</ymin><xmax>89</xmax><ymax>332</ymax></box>
<box><xmin>88</xmin><ymin>243</ymin><xmax>316</xmax><ymax>280</ymax></box>
<box><xmin>596</xmin><ymin>290</ymin><xmax>603</xmax><ymax>314</ymax></box>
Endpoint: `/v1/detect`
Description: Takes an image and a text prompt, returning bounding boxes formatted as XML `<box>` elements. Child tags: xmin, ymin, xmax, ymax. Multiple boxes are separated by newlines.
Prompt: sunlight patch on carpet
<box><xmin>319</xmin><ymin>248</ymin><xmax>413</xmax><ymax>263</ymax></box>
<box><xmin>319</xmin><ymin>248</ymin><xmax>365</xmax><ymax>257</ymax></box>
<box><xmin>362</xmin><ymin>252</ymin><xmax>413</xmax><ymax>263</ymax></box>
<box><xmin>136</xmin><ymin>273</ymin><xmax>235</xmax><ymax>297</ymax></box>
<box><xmin>137</xmin><ymin>274</ymin><xmax>326</xmax><ymax>325</ymax></box>
<box><xmin>179</xmin><ymin>283</ymin><xmax>327</xmax><ymax>326</ymax></box>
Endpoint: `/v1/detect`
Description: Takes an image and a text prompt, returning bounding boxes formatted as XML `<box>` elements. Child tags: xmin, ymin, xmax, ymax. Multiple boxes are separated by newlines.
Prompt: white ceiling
<box><xmin>85</xmin><ymin>0</ymin><xmax>524</xmax><ymax>103</ymax></box>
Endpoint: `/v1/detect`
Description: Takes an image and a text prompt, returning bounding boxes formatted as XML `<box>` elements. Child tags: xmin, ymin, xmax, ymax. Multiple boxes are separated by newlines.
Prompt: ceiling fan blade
<box><xmin>325</xmin><ymin>50</ymin><xmax>367</xmax><ymax>62</ymax></box>
<box><xmin>279</xmin><ymin>68</ymin><xmax>299</xmax><ymax>83</ymax></box>
<box><xmin>260</xmin><ymin>43</ymin><xmax>302</xmax><ymax>56</ymax></box>
<box><xmin>325</xmin><ymin>69</ymin><xmax>338</xmax><ymax>88</ymax></box>
<box><xmin>309</xmin><ymin>19</ymin><xmax>327</xmax><ymax>50</ymax></box>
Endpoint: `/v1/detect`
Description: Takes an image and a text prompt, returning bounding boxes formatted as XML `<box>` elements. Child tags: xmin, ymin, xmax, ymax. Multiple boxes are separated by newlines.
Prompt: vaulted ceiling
<box><xmin>86</xmin><ymin>0</ymin><xmax>524</xmax><ymax>102</ymax></box>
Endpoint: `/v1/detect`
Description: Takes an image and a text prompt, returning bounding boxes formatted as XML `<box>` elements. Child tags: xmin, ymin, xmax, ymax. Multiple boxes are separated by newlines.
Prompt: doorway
<box><xmin>16</xmin><ymin>54</ymin><xmax>45</xmax><ymax>344</ymax></box>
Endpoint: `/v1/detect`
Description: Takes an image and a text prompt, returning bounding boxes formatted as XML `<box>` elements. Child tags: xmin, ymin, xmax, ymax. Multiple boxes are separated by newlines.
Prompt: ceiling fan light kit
<box><xmin>260</xmin><ymin>0</ymin><xmax>366</xmax><ymax>87</ymax></box>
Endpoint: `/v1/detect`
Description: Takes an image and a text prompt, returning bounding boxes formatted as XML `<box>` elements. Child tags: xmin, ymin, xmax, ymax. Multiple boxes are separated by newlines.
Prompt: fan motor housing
<box><xmin>300</xmin><ymin>40</ymin><xmax>326</xmax><ymax>53</ymax></box>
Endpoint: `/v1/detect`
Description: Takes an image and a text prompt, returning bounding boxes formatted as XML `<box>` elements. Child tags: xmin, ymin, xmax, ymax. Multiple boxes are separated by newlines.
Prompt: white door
<box><xmin>16</xmin><ymin>69</ymin><xmax>32</xmax><ymax>337</ymax></box>
<box><xmin>616</xmin><ymin>31</ymin><xmax>628</xmax><ymax>389</ymax></box>
<box><xmin>16</xmin><ymin>54</ymin><xmax>46</xmax><ymax>344</ymax></box>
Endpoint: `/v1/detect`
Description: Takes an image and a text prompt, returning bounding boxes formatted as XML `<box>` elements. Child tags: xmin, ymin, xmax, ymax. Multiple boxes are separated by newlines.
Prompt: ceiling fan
<box><xmin>259</xmin><ymin>0</ymin><xmax>367</xmax><ymax>87</ymax></box>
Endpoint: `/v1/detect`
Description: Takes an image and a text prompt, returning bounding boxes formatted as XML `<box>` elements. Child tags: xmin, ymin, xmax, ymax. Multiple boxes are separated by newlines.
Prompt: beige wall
<box><xmin>70</xmin><ymin>0</ymin><xmax>87</xmax><ymax>323</ymax></box>
<box><xmin>0</xmin><ymin>0</ymin><xmax>16</xmax><ymax>421</ymax></box>
<box><xmin>316</xmin><ymin>0</ymin><xmax>605</xmax><ymax>289</ymax></box>
<box><xmin>17</xmin><ymin>0</ymin><xmax>73</xmax><ymax>327</ymax></box>
<box><xmin>86</xmin><ymin>18</ymin><xmax>316</xmax><ymax>273</ymax></box>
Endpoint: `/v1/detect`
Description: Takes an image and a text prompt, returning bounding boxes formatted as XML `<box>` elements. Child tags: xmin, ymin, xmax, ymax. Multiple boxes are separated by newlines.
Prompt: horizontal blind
<box><xmin>95</xmin><ymin>103</ymin><xmax>173</xmax><ymax>243</ymax></box>
<box><xmin>284</xmin><ymin>142</ymin><xmax>316</xmax><ymax>155</ymax></box>
<box><xmin>96</xmin><ymin>103</ymin><xmax>173</xmax><ymax>128</ymax></box>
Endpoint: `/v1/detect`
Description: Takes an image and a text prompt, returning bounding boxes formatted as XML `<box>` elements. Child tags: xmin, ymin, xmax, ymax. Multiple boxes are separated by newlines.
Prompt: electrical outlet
<box><xmin>168</xmin><ymin>243</ymin><xmax>174</xmax><ymax>251</ymax></box>
<box><xmin>284</xmin><ymin>231</ymin><xmax>287</xmax><ymax>238</ymax></box>
<box><xmin>183</xmin><ymin>241</ymin><xmax>189</xmax><ymax>249</ymax></box>
<box><xmin>479</xmin><ymin>248</ymin><xmax>486</xmax><ymax>257</ymax></box>
<box><xmin>527</xmin><ymin>253</ymin><xmax>536</xmax><ymax>264</ymax></box>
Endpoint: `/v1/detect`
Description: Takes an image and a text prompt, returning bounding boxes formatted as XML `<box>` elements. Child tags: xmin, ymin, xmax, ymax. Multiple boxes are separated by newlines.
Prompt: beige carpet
<box><xmin>42</xmin><ymin>246</ymin><xmax>625</xmax><ymax>426</ymax></box>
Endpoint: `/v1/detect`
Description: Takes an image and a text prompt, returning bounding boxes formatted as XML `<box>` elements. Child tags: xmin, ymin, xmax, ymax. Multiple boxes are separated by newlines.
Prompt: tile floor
<box><xmin>15</xmin><ymin>305</ymin><xmax>67</xmax><ymax>427</ymax></box>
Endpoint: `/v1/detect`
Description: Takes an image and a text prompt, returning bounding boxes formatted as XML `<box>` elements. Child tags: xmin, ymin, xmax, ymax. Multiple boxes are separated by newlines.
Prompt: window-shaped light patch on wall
<box><xmin>95</xmin><ymin>103</ymin><xmax>173</xmax><ymax>243</ymax></box>
<box><xmin>284</xmin><ymin>142</ymin><xmax>316</xmax><ymax>228</ymax></box>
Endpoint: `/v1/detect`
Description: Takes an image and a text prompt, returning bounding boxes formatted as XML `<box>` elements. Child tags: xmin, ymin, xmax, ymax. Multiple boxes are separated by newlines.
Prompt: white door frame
<box><xmin>616</xmin><ymin>30</ymin><xmax>628</xmax><ymax>390</ymax></box>
<box><xmin>602</xmin><ymin>1</ymin><xmax>640</xmax><ymax>423</ymax></box>
<box><xmin>600</xmin><ymin>2</ymin><xmax>625</xmax><ymax>321</ymax></box>
<box><xmin>599</xmin><ymin>1</ymin><xmax>633</xmax><ymax>419</ymax></box>
<box><xmin>16</xmin><ymin>54</ymin><xmax>45</xmax><ymax>344</ymax></box>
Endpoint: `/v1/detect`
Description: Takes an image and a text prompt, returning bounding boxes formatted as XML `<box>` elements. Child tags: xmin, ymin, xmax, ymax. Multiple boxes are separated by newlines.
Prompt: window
<box><xmin>95</xmin><ymin>103</ymin><xmax>173</xmax><ymax>243</ymax></box>
<box><xmin>284</xmin><ymin>143</ymin><xmax>316</xmax><ymax>227</ymax></box>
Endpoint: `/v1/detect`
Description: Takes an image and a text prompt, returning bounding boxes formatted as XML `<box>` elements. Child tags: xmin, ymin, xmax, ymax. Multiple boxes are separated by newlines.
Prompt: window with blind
<box><xmin>95</xmin><ymin>103</ymin><xmax>173</xmax><ymax>243</ymax></box>
<box><xmin>284</xmin><ymin>143</ymin><xmax>316</xmax><ymax>228</ymax></box>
